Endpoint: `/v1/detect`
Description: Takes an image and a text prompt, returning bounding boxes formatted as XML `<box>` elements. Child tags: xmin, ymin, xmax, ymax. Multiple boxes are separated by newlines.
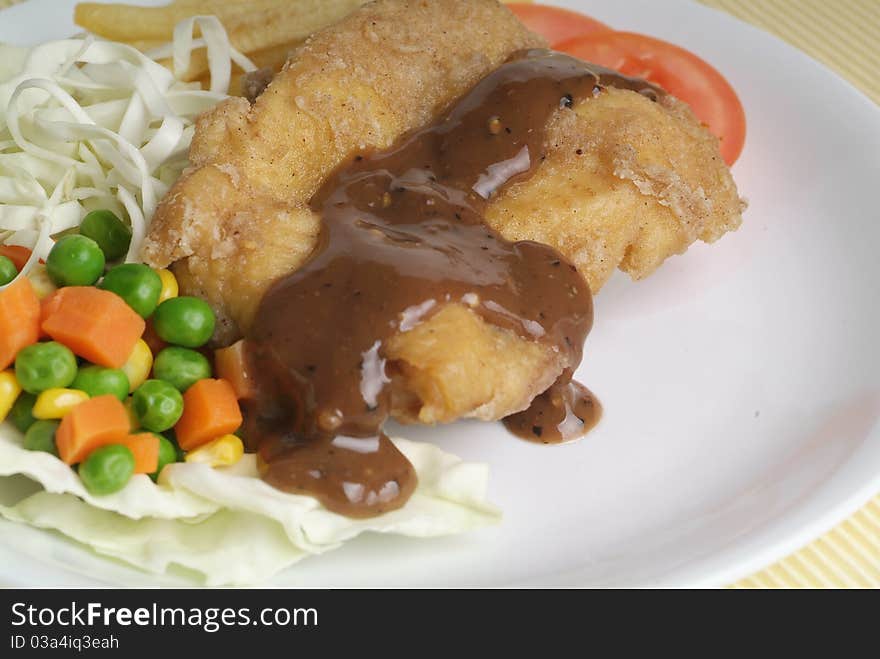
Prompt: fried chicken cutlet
<box><xmin>142</xmin><ymin>0</ymin><xmax>744</xmax><ymax>426</ymax></box>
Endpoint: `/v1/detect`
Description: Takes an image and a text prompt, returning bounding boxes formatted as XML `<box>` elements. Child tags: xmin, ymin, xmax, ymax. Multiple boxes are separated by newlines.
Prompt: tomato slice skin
<box><xmin>0</xmin><ymin>245</ymin><xmax>32</xmax><ymax>271</ymax></box>
<box><xmin>555</xmin><ymin>31</ymin><xmax>746</xmax><ymax>165</ymax></box>
<box><xmin>505</xmin><ymin>3</ymin><xmax>612</xmax><ymax>46</ymax></box>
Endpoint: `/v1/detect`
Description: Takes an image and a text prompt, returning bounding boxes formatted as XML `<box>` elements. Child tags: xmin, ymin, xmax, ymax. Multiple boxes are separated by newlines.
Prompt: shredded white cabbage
<box><xmin>0</xmin><ymin>16</ymin><xmax>255</xmax><ymax>287</ymax></box>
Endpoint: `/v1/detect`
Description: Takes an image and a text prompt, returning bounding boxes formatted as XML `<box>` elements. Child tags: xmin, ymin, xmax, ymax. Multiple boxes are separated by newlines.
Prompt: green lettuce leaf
<box><xmin>0</xmin><ymin>426</ymin><xmax>217</xmax><ymax>519</ymax></box>
<box><xmin>0</xmin><ymin>423</ymin><xmax>500</xmax><ymax>584</ymax></box>
<box><xmin>0</xmin><ymin>492</ymin><xmax>306</xmax><ymax>586</ymax></box>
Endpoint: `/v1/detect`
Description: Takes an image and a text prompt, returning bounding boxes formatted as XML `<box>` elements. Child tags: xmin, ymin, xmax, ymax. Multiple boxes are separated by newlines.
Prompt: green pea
<box><xmin>9</xmin><ymin>392</ymin><xmax>38</xmax><ymax>433</ymax></box>
<box><xmin>0</xmin><ymin>255</ymin><xmax>17</xmax><ymax>286</ymax></box>
<box><xmin>132</xmin><ymin>379</ymin><xmax>183</xmax><ymax>432</ymax></box>
<box><xmin>99</xmin><ymin>263</ymin><xmax>162</xmax><ymax>318</ymax></box>
<box><xmin>45</xmin><ymin>234</ymin><xmax>105</xmax><ymax>287</ymax></box>
<box><xmin>152</xmin><ymin>297</ymin><xmax>215</xmax><ymax>348</ymax></box>
<box><xmin>150</xmin><ymin>433</ymin><xmax>179</xmax><ymax>482</ymax></box>
<box><xmin>15</xmin><ymin>342</ymin><xmax>78</xmax><ymax>394</ymax></box>
<box><xmin>163</xmin><ymin>429</ymin><xmax>186</xmax><ymax>462</ymax></box>
<box><xmin>72</xmin><ymin>365</ymin><xmax>130</xmax><ymax>401</ymax></box>
<box><xmin>22</xmin><ymin>419</ymin><xmax>59</xmax><ymax>456</ymax></box>
<box><xmin>79</xmin><ymin>209</ymin><xmax>132</xmax><ymax>261</ymax></box>
<box><xmin>79</xmin><ymin>444</ymin><xmax>135</xmax><ymax>495</ymax></box>
<box><xmin>152</xmin><ymin>346</ymin><xmax>211</xmax><ymax>392</ymax></box>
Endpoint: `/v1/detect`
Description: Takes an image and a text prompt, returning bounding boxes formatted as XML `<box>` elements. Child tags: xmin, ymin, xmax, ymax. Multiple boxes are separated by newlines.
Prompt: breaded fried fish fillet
<box><xmin>142</xmin><ymin>0</ymin><xmax>744</xmax><ymax>425</ymax></box>
<box><xmin>487</xmin><ymin>86</ymin><xmax>744</xmax><ymax>290</ymax></box>
<box><xmin>143</xmin><ymin>0</ymin><xmax>543</xmax><ymax>342</ymax></box>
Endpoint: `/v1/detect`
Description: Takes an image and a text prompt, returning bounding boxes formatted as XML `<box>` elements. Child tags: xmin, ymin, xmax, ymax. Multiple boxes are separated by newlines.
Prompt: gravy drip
<box><xmin>245</xmin><ymin>50</ymin><xmax>664</xmax><ymax>517</ymax></box>
<box><xmin>501</xmin><ymin>370</ymin><xmax>602</xmax><ymax>443</ymax></box>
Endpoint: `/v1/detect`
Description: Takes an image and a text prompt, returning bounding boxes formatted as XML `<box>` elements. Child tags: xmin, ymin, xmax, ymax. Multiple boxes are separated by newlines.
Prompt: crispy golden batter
<box><xmin>143</xmin><ymin>0</ymin><xmax>543</xmax><ymax>342</ymax></box>
<box><xmin>386</xmin><ymin>304</ymin><xmax>566</xmax><ymax>424</ymax></box>
<box><xmin>485</xmin><ymin>87</ymin><xmax>744</xmax><ymax>290</ymax></box>
<box><xmin>142</xmin><ymin>0</ymin><xmax>744</xmax><ymax>425</ymax></box>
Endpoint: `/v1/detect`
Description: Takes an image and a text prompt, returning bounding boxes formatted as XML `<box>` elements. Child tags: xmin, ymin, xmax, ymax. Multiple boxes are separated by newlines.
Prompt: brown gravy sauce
<box><xmin>243</xmin><ymin>50</ymin><xmax>663</xmax><ymax>517</ymax></box>
<box><xmin>502</xmin><ymin>370</ymin><xmax>602</xmax><ymax>443</ymax></box>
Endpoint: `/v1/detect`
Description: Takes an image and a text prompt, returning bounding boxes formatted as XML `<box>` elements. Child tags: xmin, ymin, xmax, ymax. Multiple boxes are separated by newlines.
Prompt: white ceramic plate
<box><xmin>0</xmin><ymin>0</ymin><xmax>878</xmax><ymax>587</ymax></box>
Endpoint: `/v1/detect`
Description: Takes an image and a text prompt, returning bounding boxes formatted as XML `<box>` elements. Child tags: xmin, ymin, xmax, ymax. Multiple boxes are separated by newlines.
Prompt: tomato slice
<box><xmin>555</xmin><ymin>31</ymin><xmax>746</xmax><ymax>165</ymax></box>
<box><xmin>0</xmin><ymin>244</ymin><xmax>32</xmax><ymax>271</ymax></box>
<box><xmin>506</xmin><ymin>3</ymin><xmax>611</xmax><ymax>46</ymax></box>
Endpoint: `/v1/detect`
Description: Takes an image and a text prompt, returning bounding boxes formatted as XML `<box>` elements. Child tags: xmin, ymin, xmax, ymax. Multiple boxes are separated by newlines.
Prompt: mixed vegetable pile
<box><xmin>0</xmin><ymin>208</ymin><xmax>249</xmax><ymax>496</ymax></box>
<box><xmin>0</xmin><ymin>14</ymin><xmax>257</xmax><ymax>499</ymax></box>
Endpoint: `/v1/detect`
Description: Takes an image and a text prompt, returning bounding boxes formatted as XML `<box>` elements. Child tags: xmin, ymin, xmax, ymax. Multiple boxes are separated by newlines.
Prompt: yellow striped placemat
<box><xmin>697</xmin><ymin>0</ymin><xmax>880</xmax><ymax>588</ymax></box>
<box><xmin>1</xmin><ymin>0</ymin><xmax>878</xmax><ymax>588</ymax></box>
<box><xmin>700</xmin><ymin>0</ymin><xmax>880</xmax><ymax>105</ymax></box>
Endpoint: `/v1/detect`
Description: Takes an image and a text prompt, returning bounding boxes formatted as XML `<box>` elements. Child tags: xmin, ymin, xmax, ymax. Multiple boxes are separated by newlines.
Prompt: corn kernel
<box><xmin>123</xmin><ymin>397</ymin><xmax>139</xmax><ymax>431</ymax></box>
<box><xmin>0</xmin><ymin>371</ymin><xmax>22</xmax><ymax>423</ymax></box>
<box><xmin>121</xmin><ymin>339</ymin><xmax>153</xmax><ymax>393</ymax></box>
<box><xmin>26</xmin><ymin>263</ymin><xmax>57</xmax><ymax>299</ymax></box>
<box><xmin>155</xmin><ymin>268</ymin><xmax>178</xmax><ymax>304</ymax></box>
<box><xmin>184</xmin><ymin>434</ymin><xmax>244</xmax><ymax>468</ymax></box>
<box><xmin>33</xmin><ymin>388</ymin><xmax>89</xmax><ymax>419</ymax></box>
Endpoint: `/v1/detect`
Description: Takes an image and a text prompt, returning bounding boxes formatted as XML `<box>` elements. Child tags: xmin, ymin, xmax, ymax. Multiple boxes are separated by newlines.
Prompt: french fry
<box><xmin>75</xmin><ymin>0</ymin><xmax>371</xmax><ymax>84</ymax></box>
<box><xmin>247</xmin><ymin>41</ymin><xmax>303</xmax><ymax>71</ymax></box>
<box><xmin>125</xmin><ymin>39</ymin><xmax>166</xmax><ymax>53</ymax></box>
<box><xmin>75</xmin><ymin>2</ymin><xmax>202</xmax><ymax>41</ymax></box>
<box><xmin>75</xmin><ymin>0</ymin><xmax>370</xmax><ymax>45</ymax></box>
<box><xmin>219</xmin><ymin>1</ymin><xmax>371</xmax><ymax>54</ymax></box>
<box><xmin>75</xmin><ymin>0</ymin><xmax>262</xmax><ymax>41</ymax></box>
<box><xmin>157</xmin><ymin>38</ymin><xmax>302</xmax><ymax>84</ymax></box>
<box><xmin>199</xmin><ymin>40</ymin><xmax>304</xmax><ymax>95</ymax></box>
<box><xmin>156</xmin><ymin>50</ymin><xmax>210</xmax><ymax>83</ymax></box>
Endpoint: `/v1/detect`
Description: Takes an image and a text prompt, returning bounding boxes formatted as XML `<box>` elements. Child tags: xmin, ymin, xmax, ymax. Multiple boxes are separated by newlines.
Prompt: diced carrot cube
<box><xmin>56</xmin><ymin>394</ymin><xmax>131</xmax><ymax>465</ymax></box>
<box><xmin>116</xmin><ymin>433</ymin><xmax>160</xmax><ymax>474</ymax></box>
<box><xmin>0</xmin><ymin>277</ymin><xmax>40</xmax><ymax>370</ymax></box>
<box><xmin>214</xmin><ymin>340</ymin><xmax>257</xmax><ymax>400</ymax></box>
<box><xmin>141</xmin><ymin>319</ymin><xmax>167</xmax><ymax>356</ymax></box>
<box><xmin>175</xmin><ymin>378</ymin><xmax>243</xmax><ymax>451</ymax></box>
<box><xmin>41</xmin><ymin>287</ymin><xmax>145</xmax><ymax>368</ymax></box>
